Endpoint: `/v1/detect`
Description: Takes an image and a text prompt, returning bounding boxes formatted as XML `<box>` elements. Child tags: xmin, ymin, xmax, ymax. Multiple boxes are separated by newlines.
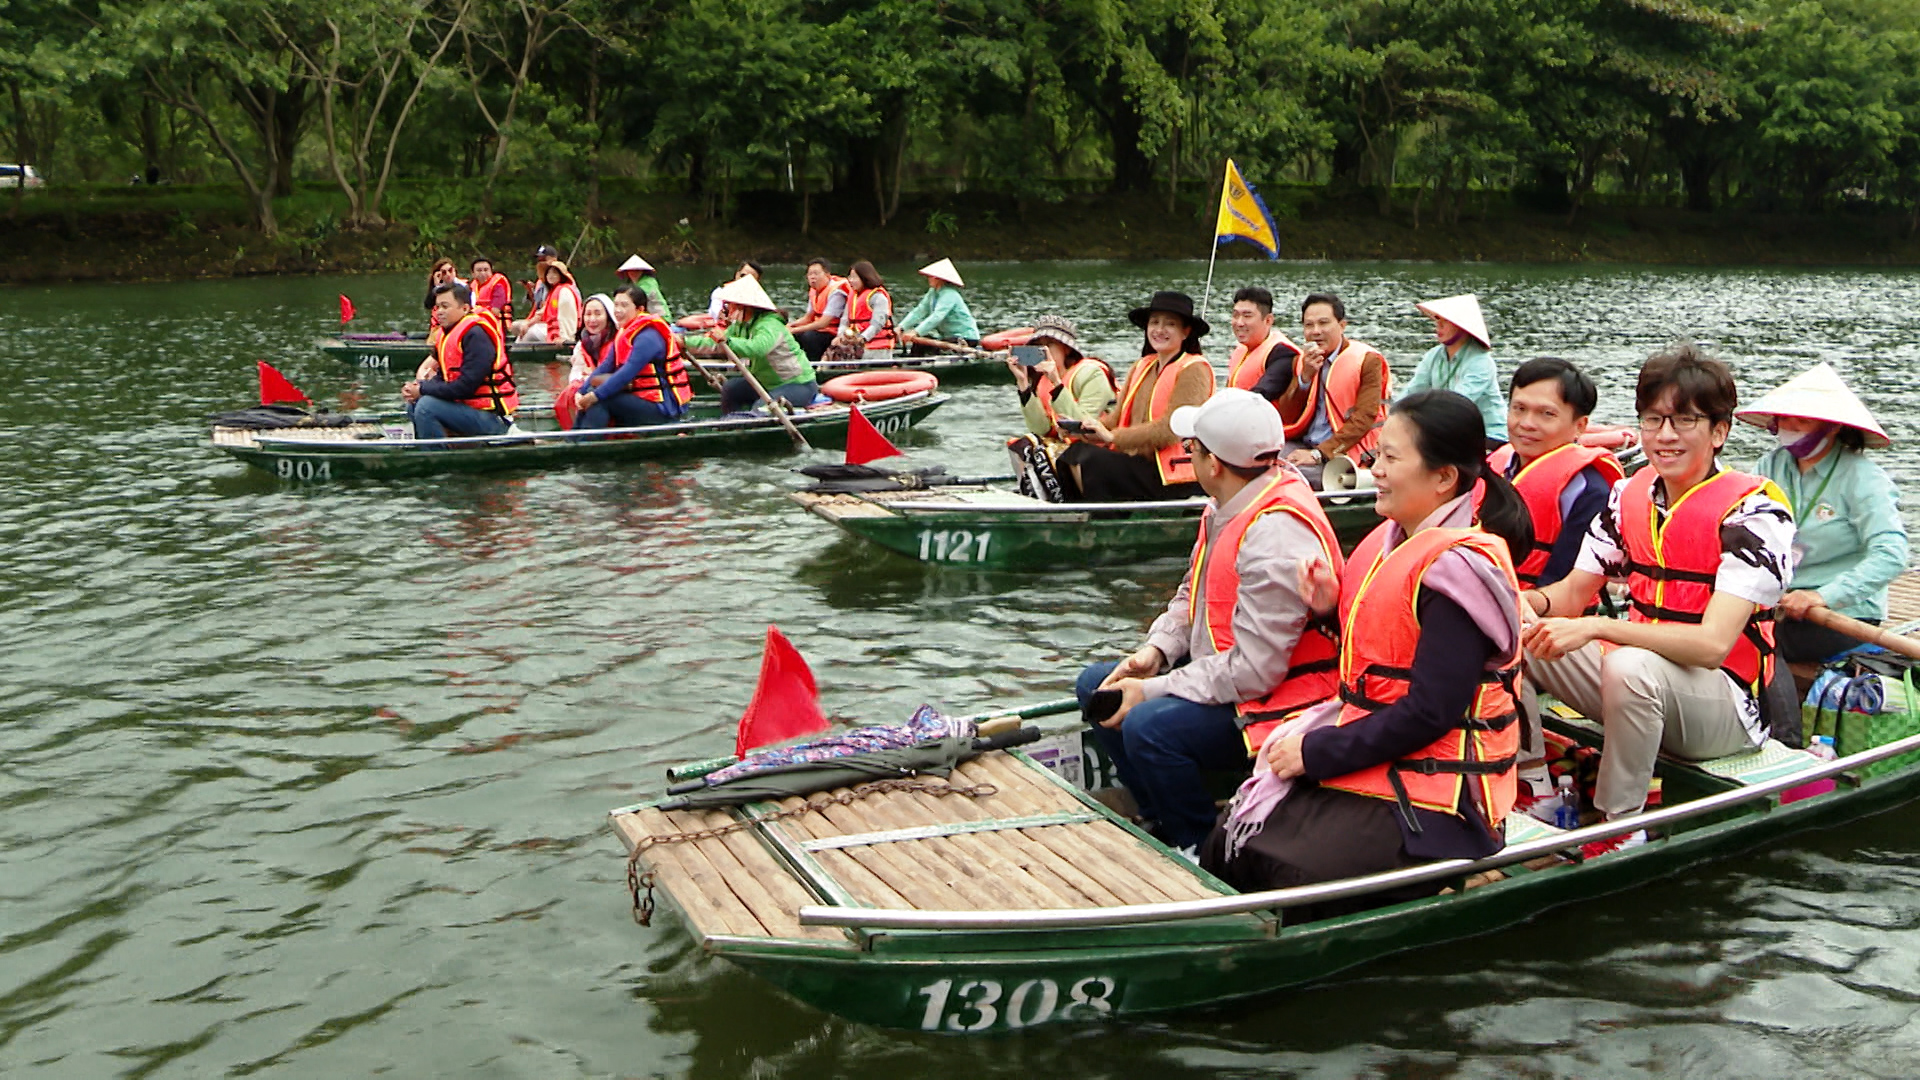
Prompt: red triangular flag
<box><xmin>338</xmin><ymin>294</ymin><xmax>356</xmax><ymax>324</ymax></box>
<box><xmin>735</xmin><ymin>626</ymin><xmax>829</xmax><ymax>758</ymax></box>
<box><xmin>257</xmin><ymin>361</ymin><xmax>309</xmax><ymax>406</ymax></box>
<box><xmin>845</xmin><ymin>404</ymin><xmax>902</xmax><ymax>466</ymax></box>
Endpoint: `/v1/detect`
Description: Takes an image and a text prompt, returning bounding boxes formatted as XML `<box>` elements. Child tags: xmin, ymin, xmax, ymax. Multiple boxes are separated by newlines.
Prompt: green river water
<box><xmin>5</xmin><ymin>262</ymin><xmax>1920</xmax><ymax>1077</ymax></box>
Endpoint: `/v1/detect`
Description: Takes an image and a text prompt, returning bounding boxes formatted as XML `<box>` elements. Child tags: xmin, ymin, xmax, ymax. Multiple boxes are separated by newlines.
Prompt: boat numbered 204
<box><xmin>915</xmin><ymin>974</ymin><xmax>1117</xmax><ymax>1032</ymax></box>
<box><xmin>351</xmin><ymin>353</ymin><xmax>394</xmax><ymax>369</ymax></box>
<box><xmin>917</xmin><ymin>528</ymin><xmax>992</xmax><ymax>562</ymax></box>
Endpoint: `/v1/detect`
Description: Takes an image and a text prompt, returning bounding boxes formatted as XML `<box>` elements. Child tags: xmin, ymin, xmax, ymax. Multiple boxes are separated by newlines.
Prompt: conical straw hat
<box><xmin>1736</xmin><ymin>362</ymin><xmax>1890</xmax><ymax>448</ymax></box>
<box><xmin>1414</xmin><ymin>294</ymin><xmax>1491</xmax><ymax>348</ymax></box>
<box><xmin>619</xmin><ymin>254</ymin><xmax>654</xmax><ymax>274</ymax></box>
<box><xmin>918</xmin><ymin>257</ymin><xmax>964</xmax><ymax>286</ymax></box>
<box><xmin>715</xmin><ymin>275</ymin><xmax>778</xmax><ymax>311</ymax></box>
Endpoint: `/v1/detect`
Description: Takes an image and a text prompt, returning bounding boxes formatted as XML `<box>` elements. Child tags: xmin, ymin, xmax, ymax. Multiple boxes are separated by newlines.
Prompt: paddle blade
<box><xmin>736</xmin><ymin>626</ymin><xmax>829</xmax><ymax>758</ymax></box>
<box><xmin>257</xmin><ymin>361</ymin><xmax>309</xmax><ymax>406</ymax></box>
<box><xmin>845</xmin><ymin>404</ymin><xmax>902</xmax><ymax>466</ymax></box>
<box><xmin>338</xmin><ymin>294</ymin><xmax>356</xmax><ymax>324</ymax></box>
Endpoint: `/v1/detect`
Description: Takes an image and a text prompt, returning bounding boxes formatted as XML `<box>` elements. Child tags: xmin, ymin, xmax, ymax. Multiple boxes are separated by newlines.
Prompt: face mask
<box><xmin>1776</xmin><ymin>425</ymin><xmax>1836</xmax><ymax>460</ymax></box>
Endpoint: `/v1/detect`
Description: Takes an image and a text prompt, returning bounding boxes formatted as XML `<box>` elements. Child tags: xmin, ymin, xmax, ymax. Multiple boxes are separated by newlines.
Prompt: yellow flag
<box><xmin>1214</xmin><ymin>159</ymin><xmax>1281</xmax><ymax>260</ymax></box>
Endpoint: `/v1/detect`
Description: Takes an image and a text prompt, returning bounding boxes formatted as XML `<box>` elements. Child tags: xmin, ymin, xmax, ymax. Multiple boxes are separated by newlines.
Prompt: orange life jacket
<box><xmin>540</xmin><ymin>281</ymin><xmax>582</xmax><ymax>342</ymax></box>
<box><xmin>1320</xmin><ymin>523</ymin><xmax>1522</xmax><ymax>834</ymax></box>
<box><xmin>1114</xmin><ymin>353</ymin><xmax>1213</xmax><ymax>485</ymax></box>
<box><xmin>1226</xmin><ymin>329</ymin><xmax>1301</xmax><ymax>392</ymax></box>
<box><xmin>848</xmin><ymin>286</ymin><xmax>894</xmax><ymax>350</ymax></box>
<box><xmin>1184</xmin><ymin>468</ymin><xmax>1346</xmax><ymax>753</ymax></box>
<box><xmin>808</xmin><ymin>276</ymin><xmax>850</xmax><ymax>332</ymax></box>
<box><xmin>1035</xmin><ymin>356</ymin><xmax>1115</xmax><ymax>438</ymax></box>
<box><xmin>435</xmin><ymin>311</ymin><xmax>518</xmax><ymax>418</ymax></box>
<box><xmin>471</xmin><ymin>273</ymin><xmax>512</xmax><ymax>322</ymax></box>
<box><xmin>1615</xmin><ymin>467</ymin><xmax>1777</xmax><ymax>697</ymax></box>
<box><xmin>1486</xmin><ymin>442</ymin><xmax>1626</xmax><ymax>585</ymax></box>
<box><xmin>613</xmin><ymin>314</ymin><xmax>693</xmax><ymax>409</ymax></box>
<box><xmin>1282</xmin><ymin>339</ymin><xmax>1390</xmax><ymax>462</ymax></box>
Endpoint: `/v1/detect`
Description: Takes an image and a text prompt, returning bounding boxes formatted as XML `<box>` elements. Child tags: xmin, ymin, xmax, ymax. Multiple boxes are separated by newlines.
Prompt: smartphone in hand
<box><xmin>1056</xmin><ymin>418</ymin><xmax>1087</xmax><ymax>434</ymax></box>
<box><xmin>1083</xmin><ymin>688</ymin><xmax>1124</xmax><ymax>725</ymax></box>
<box><xmin>1011</xmin><ymin>345</ymin><xmax>1047</xmax><ymax>367</ymax></box>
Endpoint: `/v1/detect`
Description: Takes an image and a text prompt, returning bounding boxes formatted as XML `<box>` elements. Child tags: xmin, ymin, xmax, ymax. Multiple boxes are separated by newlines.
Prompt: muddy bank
<box><xmin>5</xmin><ymin>183</ymin><xmax>1920</xmax><ymax>285</ymax></box>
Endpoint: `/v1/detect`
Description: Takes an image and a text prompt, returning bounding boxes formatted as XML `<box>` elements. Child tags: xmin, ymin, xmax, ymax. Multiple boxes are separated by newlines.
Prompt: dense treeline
<box><xmin>5</xmin><ymin>0</ymin><xmax>1919</xmax><ymax>242</ymax></box>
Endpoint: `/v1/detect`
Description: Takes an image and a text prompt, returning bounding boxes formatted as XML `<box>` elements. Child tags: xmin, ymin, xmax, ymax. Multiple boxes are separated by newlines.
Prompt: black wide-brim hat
<box><xmin>1128</xmin><ymin>290</ymin><xmax>1209</xmax><ymax>339</ymax></box>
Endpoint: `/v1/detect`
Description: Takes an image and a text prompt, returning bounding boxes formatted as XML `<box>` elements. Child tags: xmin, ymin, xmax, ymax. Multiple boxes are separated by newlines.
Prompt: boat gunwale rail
<box><xmin>798</xmin><ymin>729</ymin><xmax>1920</xmax><ymax>930</ymax></box>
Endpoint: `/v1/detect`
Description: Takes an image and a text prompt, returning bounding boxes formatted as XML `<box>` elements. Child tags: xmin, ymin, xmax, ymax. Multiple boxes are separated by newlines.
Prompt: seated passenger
<box><xmin>1074</xmin><ymin>389</ymin><xmax>1343</xmax><ymax>854</ymax></box>
<box><xmin>555</xmin><ymin>292</ymin><xmax>617</xmax><ymax>430</ymax></box>
<box><xmin>1523</xmin><ymin>344</ymin><xmax>1796</xmax><ymax>857</ymax></box>
<box><xmin>829</xmin><ymin>261</ymin><xmax>894</xmax><ymax>359</ymax></box>
<box><xmin>682</xmin><ymin>276</ymin><xmax>820</xmax><ymax>415</ymax></box>
<box><xmin>1264</xmin><ymin>293</ymin><xmax>1391</xmax><ymax>489</ymax></box>
<box><xmin>1738</xmin><ymin>363</ymin><xmax>1907</xmax><ymax>672</ymax></box>
<box><xmin>616</xmin><ymin>254</ymin><xmax>672</xmax><ymax>319</ymax></box>
<box><xmin>1057</xmin><ymin>290</ymin><xmax>1214</xmax><ymax>502</ymax></box>
<box><xmin>1223</xmin><ymin>286</ymin><xmax>1302</xmax><ymax>393</ymax></box>
<box><xmin>1006</xmin><ymin>316</ymin><xmax>1117</xmax><ymax>501</ymax></box>
<box><xmin>423</xmin><ymin>258</ymin><xmax>464</xmax><ymax>347</ymax></box>
<box><xmin>896</xmin><ymin>258</ymin><xmax>980</xmax><ymax>355</ymax></box>
<box><xmin>573</xmin><ymin>285</ymin><xmax>693</xmax><ymax>429</ymax></box>
<box><xmin>1201</xmin><ymin>390</ymin><xmax>1531</xmax><ymax>922</ymax></box>
<box><xmin>516</xmin><ymin>259</ymin><xmax>581</xmax><ymax>344</ymax></box>
<box><xmin>1403</xmin><ymin>294</ymin><xmax>1507</xmax><ymax>447</ymax></box>
<box><xmin>468</xmin><ymin>256</ymin><xmax>513</xmax><ymax>323</ymax></box>
<box><xmin>403</xmin><ymin>283</ymin><xmax>519</xmax><ymax>438</ymax></box>
<box><xmin>789</xmin><ymin>258</ymin><xmax>850</xmax><ymax>364</ymax></box>
<box><xmin>1489</xmin><ymin>358</ymin><xmax>1625</xmax><ymax>815</ymax></box>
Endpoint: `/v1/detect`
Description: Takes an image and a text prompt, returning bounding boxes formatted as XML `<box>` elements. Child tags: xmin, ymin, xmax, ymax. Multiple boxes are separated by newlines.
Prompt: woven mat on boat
<box><xmin>1542</xmin><ymin>702</ymin><xmax>1820</xmax><ymax>785</ymax></box>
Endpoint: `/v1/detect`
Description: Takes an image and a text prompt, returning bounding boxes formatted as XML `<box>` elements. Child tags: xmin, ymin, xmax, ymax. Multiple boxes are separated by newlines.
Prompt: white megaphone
<box><xmin>1321</xmin><ymin>454</ymin><xmax>1376</xmax><ymax>492</ymax></box>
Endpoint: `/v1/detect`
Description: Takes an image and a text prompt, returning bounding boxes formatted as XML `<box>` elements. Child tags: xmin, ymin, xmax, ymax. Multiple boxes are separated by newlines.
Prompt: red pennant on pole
<box><xmin>338</xmin><ymin>294</ymin><xmax>356</xmax><ymax>324</ymax></box>
<box><xmin>735</xmin><ymin>626</ymin><xmax>829</xmax><ymax>758</ymax></box>
<box><xmin>257</xmin><ymin>361</ymin><xmax>309</xmax><ymax>406</ymax></box>
<box><xmin>845</xmin><ymin>404</ymin><xmax>902</xmax><ymax>466</ymax></box>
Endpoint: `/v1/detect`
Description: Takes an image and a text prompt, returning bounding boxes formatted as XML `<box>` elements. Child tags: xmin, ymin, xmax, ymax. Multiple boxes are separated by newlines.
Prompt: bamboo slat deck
<box><xmin>609</xmin><ymin>750</ymin><xmax>1226</xmax><ymax>944</ymax></box>
<box><xmin>211</xmin><ymin>422</ymin><xmax>389</xmax><ymax>449</ymax></box>
<box><xmin>1885</xmin><ymin>570</ymin><xmax>1920</xmax><ymax>628</ymax></box>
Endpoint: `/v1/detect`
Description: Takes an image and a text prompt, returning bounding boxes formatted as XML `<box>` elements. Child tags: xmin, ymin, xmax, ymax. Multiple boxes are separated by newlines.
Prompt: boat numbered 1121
<box><xmin>917</xmin><ymin>529</ymin><xmax>992</xmax><ymax>562</ymax></box>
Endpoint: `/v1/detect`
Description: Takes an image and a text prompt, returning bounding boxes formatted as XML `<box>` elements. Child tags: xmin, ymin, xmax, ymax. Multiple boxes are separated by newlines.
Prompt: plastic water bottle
<box><xmin>1553</xmin><ymin>774</ymin><xmax>1581</xmax><ymax>830</ymax></box>
<box><xmin>1810</xmin><ymin>734</ymin><xmax>1838</xmax><ymax>761</ymax></box>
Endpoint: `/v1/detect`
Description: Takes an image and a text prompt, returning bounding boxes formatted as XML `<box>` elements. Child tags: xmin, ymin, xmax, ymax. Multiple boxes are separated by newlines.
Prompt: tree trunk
<box><xmin>271</xmin><ymin>86</ymin><xmax>308</xmax><ymax>197</ymax></box>
<box><xmin>1104</xmin><ymin>68</ymin><xmax>1150</xmax><ymax>194</ymax></box>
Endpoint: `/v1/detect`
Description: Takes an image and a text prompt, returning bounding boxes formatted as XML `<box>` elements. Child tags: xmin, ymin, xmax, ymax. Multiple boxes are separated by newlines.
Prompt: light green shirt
<box><xmin>898</xmin><ymin>284</ymin><xmax>980</xmax><ymax>342</ymax></box>
<box><xmin>686</xmin><ymin>311</ymin><xmax>815</xmax><ymax>389</ymax></box>
<box><xmin>1756</xmin><ymin>446</ymin><xmax>1907</xmax><ymax>620</ymax></box>
<box><xmin>1019</xmin><ymin>358</ymin><xmax>1116</xmax><ymax>437</ymax></box>
<box><xmin>635</xmin><ymin>275</ymin><xmax>671</xmax><ymax>321</ymax></box>
<box><xmin>1400</xmin><ymin>339</ymin><xmax>1507</xmax><ymax>441</ymax></box>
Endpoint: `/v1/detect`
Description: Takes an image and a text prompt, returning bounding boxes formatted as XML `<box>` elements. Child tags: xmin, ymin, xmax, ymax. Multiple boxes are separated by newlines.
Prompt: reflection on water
<box><xmin>3</xmin><ymin>264</ymin><xmax>1920</xmax><ymax>1077</ymax></box>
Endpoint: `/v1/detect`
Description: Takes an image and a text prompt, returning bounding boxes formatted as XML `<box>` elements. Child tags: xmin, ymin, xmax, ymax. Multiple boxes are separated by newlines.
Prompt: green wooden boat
<box><xmin>317</xmin><ymin>336</ymin><xmax>572</xmax><ymax>372</ymax></box>
<box><xmin>610</xmin><ymin>696</ymin><xmax>1920</xmax><ymax>1033</ymax></box>
<box><xmin>211</xmin><ymin>391</ymin><xmax>949</xmax><ymax>480</ymax></box>
<box><xmin>790</xmin><ymin>483</ymin><xmax>1384</xmax><ymax>568</ymax></box>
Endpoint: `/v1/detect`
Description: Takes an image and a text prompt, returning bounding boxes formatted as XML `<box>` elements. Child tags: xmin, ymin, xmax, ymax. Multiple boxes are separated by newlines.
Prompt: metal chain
<box><xmin>627</xmin><ymin>777</ymin><xmax>998</xmax><ymax>926</ymax></box>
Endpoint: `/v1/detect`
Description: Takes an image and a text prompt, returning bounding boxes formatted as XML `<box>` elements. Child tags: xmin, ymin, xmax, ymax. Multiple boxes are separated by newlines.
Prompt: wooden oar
<box><xmin>721</xmin><ymin>343</ymin><xmax>812</xmax><ymax>452</ymax></box>
<box><xmin>896</xmin><ymin>333</ymin><xmax>1007</xmax><ymax>360</ymax></box>
<box><xmin>1801</xmin><ymin>604</ymin><xmax>1920</xmax><ymax>662</ymax></box>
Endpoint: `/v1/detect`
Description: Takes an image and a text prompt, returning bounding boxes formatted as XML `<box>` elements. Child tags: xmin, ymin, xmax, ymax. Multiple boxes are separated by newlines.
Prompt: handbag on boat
<box><xmin>1802</xmin><ymin>653</ymin><xmax>1920</xmax><ymax>778</ymax></box>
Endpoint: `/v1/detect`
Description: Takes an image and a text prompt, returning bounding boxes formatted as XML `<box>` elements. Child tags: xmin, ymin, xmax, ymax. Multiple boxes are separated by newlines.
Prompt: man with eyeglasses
<box><xmin>1518</xmin><ymin>345</ymin><xmax>1796</xmax><ymax>858</ymax></box>
<box><xmin>1074</xmin><ymin>389</ymin><xmax>1345</xmax><ymax>857</ymax></box>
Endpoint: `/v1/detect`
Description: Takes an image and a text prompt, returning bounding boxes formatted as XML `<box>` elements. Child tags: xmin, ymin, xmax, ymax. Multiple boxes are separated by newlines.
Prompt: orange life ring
<box><xmin>822</xmin><ymin>369</ymin><xmax>940</xmax><ymax>403</ymax></box>
<box><xmin>980</xmin><ymin>327</ymin><xmax>1034</xmax><ymax>351</ymax></box>
<box><xmin>676</xmin><ymin>313</ymin><xmax>717</xmax><ymax>331</ymax></box>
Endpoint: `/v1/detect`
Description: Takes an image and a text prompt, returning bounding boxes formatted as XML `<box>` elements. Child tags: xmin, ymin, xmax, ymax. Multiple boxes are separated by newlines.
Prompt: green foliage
<box><xmin>924</xmin><ymin>208</ymin><xmax>959</xmax><ymax>236</ymax></box>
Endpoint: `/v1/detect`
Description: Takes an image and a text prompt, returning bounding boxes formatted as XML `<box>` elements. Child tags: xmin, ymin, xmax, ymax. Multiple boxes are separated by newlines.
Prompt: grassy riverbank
<box><xmin>6</xmin><ymin>179</ymin><xmax>1920</xmax><ymax>285</ymax></box>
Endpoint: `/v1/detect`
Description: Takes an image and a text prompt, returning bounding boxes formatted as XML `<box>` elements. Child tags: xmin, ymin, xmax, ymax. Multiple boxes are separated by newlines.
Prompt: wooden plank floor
<box><xmin>1885</xmin><ymin>569</ymin><xmax>1920</xmax><ymax>627</ymax></box>
<box><xmin>610</xmin><ymin>750</ymin><xmax>1221</xmax><ymax>943</ymax></box>
<box><xmin>211</xmin><ymin>422</ymin><xmax>388</xmax><ymax>449</ymax></box>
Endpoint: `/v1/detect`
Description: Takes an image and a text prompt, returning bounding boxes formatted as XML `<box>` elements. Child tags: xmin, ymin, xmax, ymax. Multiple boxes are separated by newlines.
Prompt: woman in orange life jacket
<box><xmin>1004</xmin><ymin>315</ymin><xmax>1116</xmax><ymax>502</ymax></box>
<box><xmin>422</xmin><ymin>258</ymin><xmax>465</xmax><ymax>346</ymax></box>
<box><xmin>1074</xmin><ymin>389</ymin><xmax>1342</xmax><ymax>854</ymax></box>
<box><xmin>831</xmin><ymin>260</ymin><xmax>894</xmax><ymax>359</ymax></box>
<box><xmin>573</xmin><ymin>285</ymin><xmax>693</xmax><ymax>429</ymax></box>
<box><xmin>1199</xmin><ymin>390</ymin><xmax>1533</xmax><ymax>924</ymax></box>
<box><xmin>514</xmin><ymin>260</ymin><xmax>581</xmax><ymax>344</ymax></box>
<box><xmin>402</xmin><ymin>281</ymin><xmax>518</xmax><ymax>439</ymax></box>
<box><xmin>1523</xmin><ymin>344</ymin><xmax>1796</xmax><ymax>858</ymax></box>
<box><xmin>1056</xmin><ymin>290</ymin><xmax>1215</xmax><ymax>502</ymax></box>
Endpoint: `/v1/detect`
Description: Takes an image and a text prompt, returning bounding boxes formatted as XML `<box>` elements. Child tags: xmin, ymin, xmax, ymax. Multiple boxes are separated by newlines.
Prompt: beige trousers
<box><xmin>1526</xmin><ymin>643</ymin><xmax>1758</xmax><ymax>816</ymax></box>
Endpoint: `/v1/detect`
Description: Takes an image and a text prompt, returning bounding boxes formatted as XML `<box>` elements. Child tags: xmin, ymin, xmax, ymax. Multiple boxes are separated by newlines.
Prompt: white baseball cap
<box><xmin>1169</xmin><ymin>388</ymin><xmax>1285</xmax><ymax>469</ymax></box>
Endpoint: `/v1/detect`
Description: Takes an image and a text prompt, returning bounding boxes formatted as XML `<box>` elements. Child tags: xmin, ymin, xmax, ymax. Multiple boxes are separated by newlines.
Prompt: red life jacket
<box><xmin>1282</xmin><ymin>339</ymin><xmax>1390</xmax><ymax>462</ymax></box>
<box><xmin>848</xmin><ymin>286</ymin><xmax>894</xmax><ymax>350</ymax></box>
<box><xmin>1184</xmin><ymin>468</ymin><xmax>1345</xmax><ymax>753</ymax></box>
<box><xmin>614</xmin><ymin>315</ymin><xmax>693</xmax><ymax>409</ymax></box>
<box><xmin>436</xmin><ymin>311</ymin><xmax>518</xmax><ymax>418</ymax></box>
<box><xmin>1034</xmin><ymin>356</ymin><xmax>1115</xmax><ymax>438</ymax></box>
<box><xmin>1320</xmin><ymin>523</ymin><xmax>1522</xmax><ymax>833</ymax></box>
<box><xmin>1114</xmin><ymin>353</ymin><xmax>1213</xmax><ymax>485</ymax></box>
<box><xmin>540</xmin><ymin>281</ymin><xmax>582</xmax><ymax>342</ymax></box>
<box><xmin>808</xmin><ymin>276</ymin><xmax>850</xmax><ymax>332</ymax></box>
<box><xmin>1486</xmin><ymin>442</ymin><xmax>1626</xmax><ymax>585</ymax></box>
<box><xmin>471</xmin><ymin>273</ymin><xmax>513</xmax><ymax>322</ymax></box>
<box><xmin>1226</xmin><ymin>329</ymin><xmax>1301</xmax><ymax>392</ymax></box>
<box><xmin>1615</xmin><ymin>467</ymin><xmax>1778</xmax><ymax>696</ymax></box>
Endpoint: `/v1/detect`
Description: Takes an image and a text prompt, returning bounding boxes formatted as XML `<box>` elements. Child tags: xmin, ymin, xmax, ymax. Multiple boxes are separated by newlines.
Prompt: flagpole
<box><xmin>1201</xmin><ymin>159</ymin><xmax>1229</xmax><ymax>318</ymax></box>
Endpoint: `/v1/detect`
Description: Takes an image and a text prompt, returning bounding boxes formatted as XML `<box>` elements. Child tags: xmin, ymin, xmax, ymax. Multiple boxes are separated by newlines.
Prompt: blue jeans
<box><xmin>409</xmin><ymin>395</ymin><xmax>509</xmax><ymax>439</ymax></box>
<box><xmin>721</xmin><ymin>377</ymin><xmax>819</xmax><ymax>414</ymax></box>
<box><xmin>576</xmin><ymin>392</ymin><xmax>678</xmax><ymax>429</ymax></box>
<box><xmin>1076</xmin><ymin>660</ymin><xmax>1252</xmax><ymax>851</ymax></box>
